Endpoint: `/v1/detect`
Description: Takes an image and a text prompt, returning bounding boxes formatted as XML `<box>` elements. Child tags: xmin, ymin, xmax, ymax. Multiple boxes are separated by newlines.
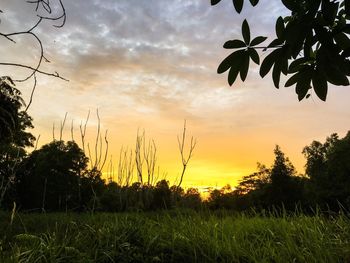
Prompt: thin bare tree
<box><xmin>177</xmin><ymin>120</ymin><xmax>197</xmax><ymax>188</ymax></box>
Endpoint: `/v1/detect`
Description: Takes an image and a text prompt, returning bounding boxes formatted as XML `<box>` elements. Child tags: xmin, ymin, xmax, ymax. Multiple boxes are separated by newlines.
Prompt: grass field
<box><xmin>0</xmin><ymin>210</ymin><xmax>350</xmax><ymax>262</ymax></box>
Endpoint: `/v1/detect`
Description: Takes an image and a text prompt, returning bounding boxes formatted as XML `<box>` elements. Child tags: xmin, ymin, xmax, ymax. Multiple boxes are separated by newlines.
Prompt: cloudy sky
<box><xmin>1</xmin><ymin>0</ymin><xmax>349</xmax><ymax>189</ymax></box>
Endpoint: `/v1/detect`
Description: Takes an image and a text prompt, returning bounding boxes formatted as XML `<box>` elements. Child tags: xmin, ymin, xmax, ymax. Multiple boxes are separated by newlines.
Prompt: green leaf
<box><xmin>325</xmin><ymin>66</ymin><xmax>350</xmax><ymax>86</ymax></box>
<box><xmin>250</xmin><ymin>36</ymin><xmax>267</xmax><ymax>46</ymax></box>
<box><xmin>288</xmin><ymin>57</ymin><xmax>310</xmax><ymax>73</ymax></box>
<box><xmin>249</xmin><ymin>0</ymin><xmax>259</xmax><ymax>6</ymax></box>
<box><xmin>218</xmin><ymin>51</ymin><xmax>243</xmax><ymax>74</ymax></box>
<box><xmin>281</xmin><ymin>0</ymin><xmax>299</xmax><ymax>12</ymax></box>
<box><xmin>272</xmin><ymin>63</ymin><xmax>282</xmax><ymax>89</ymax></box>
<box><xmin>296</xmin><ymin>73</ymin><xmax>312</xmax><ymax>101</ymax></box>
<box><xmin>334</xmin><ymin>33</ymin><xmax>350</xmax><ymax>50</ymax></box>
<box><xmin>228</xmin><ymin>63</ymin><xmax>241</xmax><ymax>85</ymax></box>
<box><xmin>223</xmin><ymin>40</ymin><xmax>246</xmax><ymax>49</ymax></box>
<box><xmin>346</xmin><ymin>0</ymin><xmax>350</xmax><ymax>16</ymax></box>
<box><xmin>227</xmin><ymin>52</ymin><xmax>244</xmax><ymax>85</ymax></box>
<box><xmin>275</xmin><ymin>17</ymin><xmax>285</xmax><ymax>39</ymax></box>
<box><xmin>285</xmin><ymin>73</ymin><xmax>300</xmax><ymax>87</ymax></box>
<box><xmin>240</xmin><ymin>52</ymin><xmax>250</xmax><ymax>81</ymax></box>
<box><xmin>248</xmin><ymin>48</ymin><xmax>259</xmax><ymax>65</ymax></box>
<box><xmin>242</xmin><ymin>19</ymin><xmax>250</xmax><ymax>45</ymax></box>
<box><xmin>322</xmin><ymin>1</ymin><xmax>339</xmax><ymax>24</ymax></box>
<box><xmin>312</xmin><ymin>70</ymin><xmax>328</xmax><ymax>101</ymax></box>
<box><xmin>259</xmin><ymin>49</ymin><xmax>280</xmax><ymax>78</ymax></box>
<box><xmin>233</xmin><ymin>0</ymin><xmax>244</xmax><ymax>13</ymax></box>
<box><xmin>211</xmin><ymin>0</ymin><xmax>222</xmax><ymax>5</ymax></box>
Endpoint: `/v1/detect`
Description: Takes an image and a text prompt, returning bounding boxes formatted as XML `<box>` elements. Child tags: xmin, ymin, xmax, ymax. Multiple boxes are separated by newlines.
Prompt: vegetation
<box><xmin>1</xmin><ymin>77</ymin><xmax>350</xmax><ymax>213</ymax></box>
<box><xmin>212</xmin><ymin>0</ymin><xmax>350</xmax><ymax>101</ymax></box>
<box><xmin>1</xmin><ymin>210</ymin><xmax>350</xmax><ymax>262</ymax></box>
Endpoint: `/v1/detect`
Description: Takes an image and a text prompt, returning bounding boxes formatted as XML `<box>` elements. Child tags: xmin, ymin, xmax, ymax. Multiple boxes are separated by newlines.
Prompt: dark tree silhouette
<box><xmin>0</xmin><ymin>77</ymin><xmax>35</xmax><ymax>207</ymax></box>
<box><xmin>17</xmin><ymin>140</ymin><xmax>96</xmax><ymax>211</ymax></box>
<box><xmin>303</xmin><ymin>132</ymin><xmax>350</xmax><ymax>210</ymax></box>
<box><xmin>212</xmin><ymin>0</ymin><xmax>350</xmax><ymax>101</ymax></box>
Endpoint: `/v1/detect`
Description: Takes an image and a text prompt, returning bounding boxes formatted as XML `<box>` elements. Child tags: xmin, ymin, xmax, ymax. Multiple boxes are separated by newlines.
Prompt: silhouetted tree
<box><xmin>303</xmin><ymin>132</ymin><xmax>350</xmax><ymax>210</ymax></box>
<box><xmin>180</xmin><ymin>187</ymin><xmax>202</xmax><ymax>210</ymax></box>
<box><xmin>17</xmin><ymin>141</ymin><xmax>91</xmax><ymax>211</ymax></box>
<box><xmin>267</xmin><ymin>145</ymin><xmax>305</xmax><ymax>209</ymax></box>
<box><xmin>212</xmin><ymin>0</ymin><xmax>350</xmax><ymax>101</ymax></box>
<box><xmin>0</xmin><ymin>77</ymin><xmax>35</xmax><ymax>207</ymax></box>
<box><xmin>152</xmin><ymin>180</ymin><xmax>172</xmax><ymax>209</ymax></box>
<box><xmin>235</xmin><ymin>163</ymin><xmax>270</xmax><ymax>195</ymax></box>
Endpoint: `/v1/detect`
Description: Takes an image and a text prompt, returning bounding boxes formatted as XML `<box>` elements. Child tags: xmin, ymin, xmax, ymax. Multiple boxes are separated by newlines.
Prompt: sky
<box><xmin>0</xmin><ymin>0</ymin><xmax>349</xmax><ymax>190</ymax></box>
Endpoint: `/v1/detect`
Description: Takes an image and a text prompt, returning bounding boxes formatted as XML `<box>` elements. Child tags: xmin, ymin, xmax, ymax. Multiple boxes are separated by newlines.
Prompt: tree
<box><xmin>17</xmin><ymin>140</ymin><xmax>95</xmax><ymax>211</ymax></box>
<box><xmin>212</xmin><ymin>0</ymin><xmax>350</xmax><ymax>101</ymax></box>
<box><xmin>0</xmin><ymin>77</ymin><xmax>35</xmax><ymax>207</ymax></box>
<box><xmin>303</xmin><ymin>132</ymin><xmax>350</xmax><ymax>210</ymax></box>
<box><xmin>267</xmin><ymin>145</ymin><xmax>304</xmax><ymax>208</ymax></box>
<box><xmin>235</xmin><ymin>163</ymin><xmax>270</xmax><ymax>195</ymax></box>
<box><xmin>234</xmin><ymin>146</ymin><xmax>306</xmax><ymax>210</ymax></box>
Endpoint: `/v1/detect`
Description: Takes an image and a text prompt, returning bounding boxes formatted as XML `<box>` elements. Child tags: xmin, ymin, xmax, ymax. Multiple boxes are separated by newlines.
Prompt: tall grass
<box><xmin>1</xmin><ymin>210</ymin><xmax>349</xmax><ymax>262</ymax></box>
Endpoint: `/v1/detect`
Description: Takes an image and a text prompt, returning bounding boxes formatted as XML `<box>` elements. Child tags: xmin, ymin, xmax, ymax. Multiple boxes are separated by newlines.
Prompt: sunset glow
<box><xmin>1</xmin><ymin>0</ymin><xmax>349</xmax><ymax>189</ymax></box>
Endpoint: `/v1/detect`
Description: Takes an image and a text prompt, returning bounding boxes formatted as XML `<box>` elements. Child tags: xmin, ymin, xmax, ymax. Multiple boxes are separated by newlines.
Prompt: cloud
<box><xmin>1</xmin><ymin>0</ymin><xmax>350</xmax><ymax>186</ymax></box>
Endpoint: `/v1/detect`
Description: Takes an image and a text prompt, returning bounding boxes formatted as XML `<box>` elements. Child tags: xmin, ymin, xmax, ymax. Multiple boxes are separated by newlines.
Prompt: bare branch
<box><xmin>177</xmin><ymin>120</ymin><xmax>197</xmax><ymax>188</ymax></box>
<box><xmin>0</xmin><ymin>0</ymin><xmax>67</xmax><ymax>110</ymax></box>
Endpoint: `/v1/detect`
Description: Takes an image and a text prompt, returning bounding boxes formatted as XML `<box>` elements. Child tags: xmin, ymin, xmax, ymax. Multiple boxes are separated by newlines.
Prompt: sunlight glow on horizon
<box><xmin>1</xmin><ymin>0</ymin><xmax>349</xmax><ymax>189</ymax></box>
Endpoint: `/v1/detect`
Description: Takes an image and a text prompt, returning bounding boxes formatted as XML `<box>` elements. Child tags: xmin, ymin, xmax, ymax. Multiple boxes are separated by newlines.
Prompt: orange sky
<box><xmin>1</xmin><ymin>0</ymin><xmax>349</xmax><ymax>189</ymax></box>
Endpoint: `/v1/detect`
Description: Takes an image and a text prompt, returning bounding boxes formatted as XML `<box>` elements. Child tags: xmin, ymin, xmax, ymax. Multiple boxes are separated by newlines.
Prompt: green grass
<box><xmin>0</xmin><ymin>210</ymin><xmax>350</xmax><ymax>262</ymax></box>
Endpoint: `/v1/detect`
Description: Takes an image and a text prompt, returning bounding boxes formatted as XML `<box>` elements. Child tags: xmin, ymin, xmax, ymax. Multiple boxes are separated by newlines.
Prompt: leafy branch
<box><xmin>212</xmin><ymin>0</ymin><xmax>350</xmax><ymax>101</ymax></box>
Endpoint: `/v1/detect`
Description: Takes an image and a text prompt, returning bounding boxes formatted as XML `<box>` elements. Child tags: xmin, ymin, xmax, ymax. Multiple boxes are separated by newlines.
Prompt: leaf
<box><xmin>285</xmin><ymin>73</ymin><xmax>300</xmax><ymax>87</ymax></box>
<box><xmin>249</xmin><ymin>0</ymin><xmax>259</xmax><ymax>6</ymax></box>
<box><xmin>272</xmin><ymin>63</ymin><xmax>281</xmax><ymax>88</ymax></box>
<box><xmin>325</xmin><ymin>65</ymin><xmax>350</xmax><ymax>86</ymax></box>
<box><xmin>227</xmin><ymin>52</ymin><xmax>244</xmax><ymax>85</ymax></box>
<box><xmin>296</xmin><ymin>73</ymin><xmax>312</xmax><ymax>101</ymax></box>
<box><xmin>334</xmin><ymin>33</ymin><xmax>350</xmax><ymax>50</ymax></box>
<box><xmin>217</xmin><ymin>50</ymin><xmax>245</xmax><ymax>74</ymax></box>
<box><xmin>228</xmin><ymin>64</ymin><xmax>240</xmax><ymax>85</ymax></box>
<box><xmin>242</xmin><ymin>19</ymin><xmax>250</xmax><ymax>45</ymax></box>
<box><xmin>211</xmin><ymin>0</ymin><xmax>222</xmax><ymax>5</ymax></box>
<box><xmin>288</xmin><ymin>57</ymin><xmax>309</xmax><ymax>73</ymax></box>
<box><xmin>250</xmin><ymin>36</ymin><xmax>267</xmax><ymax>46</ymax></box>
<box><xmin>346</xmin><ymin>0</ymin><xmax>350</xmax><ymax>16</ymax></box>
<box><xmin>322</xmin><ymin>1</ymin><xmax>339</xmax><ymax>24</ymax></box>
<box><xmin>281</xmin><ymin>0</ymin><xmax>299</xmax><ymax>12</ymax></box>
<box><xmin>233</xmin><ymin>0</ymin><xmax>244</xmax><ymax>13</ymax></box>
<box><xmin>312</xmin><ymin>70</ymin><xmax>328</xmax><ymax>101</ymax></box>
<box><xmin>223</xmin><ymin>40</ymin><xmax>246</xmax><ymax>49</ymax></box>
<box><xmin>248</xmin><ymin>48</ymin><xmax>260</xmax><ymax>64</ymax></box>
<box><xmin>275</xmin><ymin>17</ymin><xmax>285</xmax><ymax>39</ymax></box>
<box><xmin>259</xmin><ymin>49</ymin><xmax>280</xmax><ymax>78</ymax></box>
<box><xmin>267</xmin><ymin>38</ymin><xmax>284</xmax><ymax>48</ymax></box>
<box><xmin>240</xmin><ymin>52</ymin><xmax>250</xmax><ymax>81</ymax></box>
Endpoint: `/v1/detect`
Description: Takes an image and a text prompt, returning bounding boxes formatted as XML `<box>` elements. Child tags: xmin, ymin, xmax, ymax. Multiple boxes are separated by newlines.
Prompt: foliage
<box><xmin>16</xmin><ymin>140</ymin><xmax>100</xmax><ymax>211</ymax></box>
<box><xmin>212</xmin><ymin>0</ymin><xmax>350</xmax><ymax>101</ymax></box>
<box><xmin>0</xmin><ymin>77</ymin><xmax>35</xmax><ymax>147</ymax></box>
<box><xmin>0</xmin><ymin>77</ymin><xmax>35</xmax><ymax>208</ymax></box>
<box><xmin>303</xmin><ymin>132</ymin><xmax>350</xmax><ymax>210</ymax></box>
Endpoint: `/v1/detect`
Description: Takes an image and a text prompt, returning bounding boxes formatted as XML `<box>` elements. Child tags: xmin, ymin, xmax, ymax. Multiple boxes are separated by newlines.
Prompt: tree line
<box><xmin>1</xmin><ymin>77</ymin><xmax>350</xmax><ymax>213</ymax></box>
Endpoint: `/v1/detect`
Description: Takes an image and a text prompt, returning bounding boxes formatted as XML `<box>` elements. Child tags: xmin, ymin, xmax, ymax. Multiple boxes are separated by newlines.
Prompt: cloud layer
<box><xmin>1</xmin><ymin>0</ymin><xmax>349</xmax><ymax>187</ymax></box>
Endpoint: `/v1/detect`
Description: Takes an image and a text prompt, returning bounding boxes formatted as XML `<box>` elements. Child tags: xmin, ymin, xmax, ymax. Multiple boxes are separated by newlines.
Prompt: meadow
<box><xmin>1</xmin><ymin>210</ymin><xmax>350</xmax><ymax>263</ymax></box>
